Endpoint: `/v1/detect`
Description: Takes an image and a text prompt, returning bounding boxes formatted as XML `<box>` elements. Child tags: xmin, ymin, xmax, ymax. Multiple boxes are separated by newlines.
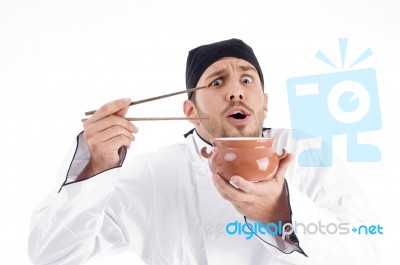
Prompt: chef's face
<box><xmin>184</xmin><ymin>57</ymin><xmax>268</xmax><ymax>142</ymax></box>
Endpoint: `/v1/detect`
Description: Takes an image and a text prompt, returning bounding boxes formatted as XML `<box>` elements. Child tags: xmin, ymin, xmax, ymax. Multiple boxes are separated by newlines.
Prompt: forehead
<box><xmin>203</xmin><ymin>57</ymin><xmax>255</xmax><ymax>73</ymax></box>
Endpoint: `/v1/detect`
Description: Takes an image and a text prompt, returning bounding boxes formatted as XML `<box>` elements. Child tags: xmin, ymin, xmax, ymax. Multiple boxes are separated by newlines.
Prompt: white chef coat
<box><xmin>28</xmin><ymin>128</ymin><xmax>381</xmax><ymax>265</ymax></box>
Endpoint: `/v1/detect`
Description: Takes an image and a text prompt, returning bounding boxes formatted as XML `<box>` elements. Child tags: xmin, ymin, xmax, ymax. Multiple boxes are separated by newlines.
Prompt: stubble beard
<box><xmin>195</xmin><ymin>103</ymin><xmax>265</xmax><ymax>138</ymax></box>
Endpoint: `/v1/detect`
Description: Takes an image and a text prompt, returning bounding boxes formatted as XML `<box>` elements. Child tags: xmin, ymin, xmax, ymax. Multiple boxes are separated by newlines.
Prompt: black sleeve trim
<box><xmin>58</xmin><ymin>131</ymin><xmax>128</xmax><ymax>193</ymax></box>
<box><xmin>243</xmin><ymin>179</ymin><xmax>307</xmax><ymax>257</ymax></box>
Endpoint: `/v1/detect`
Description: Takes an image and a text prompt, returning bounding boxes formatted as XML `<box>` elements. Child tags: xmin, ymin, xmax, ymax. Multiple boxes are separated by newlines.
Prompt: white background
<box><xmin>1</xmin><ymin>0</ymin><xmax>399</xmax><ymax>264</ymax></box>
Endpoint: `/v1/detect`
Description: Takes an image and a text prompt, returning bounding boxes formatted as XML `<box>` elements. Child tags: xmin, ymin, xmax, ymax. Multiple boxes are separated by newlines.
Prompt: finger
<box><xmin>229</xmin><ymin>175</ymin><xmax>257</xmax><ymax>194</ymax></box>
<box><xmin>212</xmin><ymin>174</ymin><xmax>251</xmax><ymax>202</ymax></box>
<box><xmin>115</xmin><ymin>106</ymin><xmax>129</xmax><ymax>118</ymax></box>
<box><xmin>95</xmin><ymin>134</ymin><xmax>132</xmax><ymax>151</ymax></box>
<box><xmin>85</xmin><ymin>115</ymin><xmax>138</xmax><ymax>138</ymax></box>
<box><xmin>274</xmin><ymin>153</ymin><xmax>293</xmax><ymax>182</ymax></box>
<box><xmin>89</xmin><ymin>98</ymin><xmax>131</xmax><ymax>123</ymax></box>
<box><xmin>105</xmin><ymin>134</ymin><xmax>133</xmax><ymax>151</ymax></box>
<box><xmin>90</xmin><ymin>125</ymin><xmax>134</xmax><ymax>144</ymax></box>
<box><xmin>211</xmin><ymin>177</ymin><xmax>246</xmax><ymax>215</ymax></box>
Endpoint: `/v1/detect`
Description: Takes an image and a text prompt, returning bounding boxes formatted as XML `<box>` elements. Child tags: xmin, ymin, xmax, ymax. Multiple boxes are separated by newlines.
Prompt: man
<box><xmin>29</xmin><ymin>39</ymin><xmax>379</xmax><ymax>265</ymax></box>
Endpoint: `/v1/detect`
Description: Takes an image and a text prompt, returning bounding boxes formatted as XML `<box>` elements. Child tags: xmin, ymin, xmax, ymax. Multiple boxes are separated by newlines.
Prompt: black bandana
<box><xmin>185</xmin><ymin>38</ymin><xmax>264</xmax><ymax>99</ymax></box>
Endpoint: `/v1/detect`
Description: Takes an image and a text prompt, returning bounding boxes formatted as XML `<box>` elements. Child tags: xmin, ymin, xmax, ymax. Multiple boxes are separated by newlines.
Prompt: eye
<box><xmin>210</xmin><ymin>78</ymin><xmax>223</xmax><ymax>87</ymax></box>
<box><xmin>241</xmin><ymin>76</ymin><xmax>253</xmax><ymax>84</ymax></box>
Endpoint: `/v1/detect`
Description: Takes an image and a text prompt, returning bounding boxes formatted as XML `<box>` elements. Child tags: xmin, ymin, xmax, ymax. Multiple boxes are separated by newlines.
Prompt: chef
<box><xmin>29</xmin><ymin>39</ymin><xmax>380</xmax><ymax>265</ymax></box>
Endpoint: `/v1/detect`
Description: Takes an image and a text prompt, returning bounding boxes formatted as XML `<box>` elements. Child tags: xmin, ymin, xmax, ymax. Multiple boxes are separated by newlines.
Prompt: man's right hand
<box><xmin>77</xmin><ymin>98</ymin><xmax>138</xmax><ymax>180</ymax></box>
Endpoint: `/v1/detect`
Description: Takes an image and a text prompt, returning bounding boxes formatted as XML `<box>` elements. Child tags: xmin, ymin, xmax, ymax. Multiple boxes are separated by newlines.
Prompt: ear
<box><xmin>183</xmin><ymin>100</ymin><xmax>200</xmax><ymax>125</ymax></box>
<box><xmin>264</xmin><ymin>93</ymin><xmax>269</xmax><ymax>113</ymax></box>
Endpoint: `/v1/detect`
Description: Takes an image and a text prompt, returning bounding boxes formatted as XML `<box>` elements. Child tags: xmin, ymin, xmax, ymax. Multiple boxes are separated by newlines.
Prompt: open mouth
<box><xmin>229</xmin><ymin>111</ymin><xmax>247</xmax><ymax>120</ymax></box>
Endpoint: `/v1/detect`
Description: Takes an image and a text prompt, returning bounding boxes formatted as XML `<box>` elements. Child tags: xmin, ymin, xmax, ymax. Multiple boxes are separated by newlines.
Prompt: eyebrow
<box><xmin>238</xmin><ymin>65</ymin><xmax>257</xmax><ymax>73</ymax></box>
<box><xmin>205</xmin><ymin>65</ymin><xmax>257</xmax><ymax>81</ymax></box>
<box><xmin>205</xmin><ymin>68</ymin><xmax>227</xmax><ymax>81</ymax></box>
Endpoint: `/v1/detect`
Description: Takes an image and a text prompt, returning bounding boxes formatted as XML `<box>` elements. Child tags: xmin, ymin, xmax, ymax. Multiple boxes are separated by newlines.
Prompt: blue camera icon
<box><xmin>286</xmin><ymin>68</ymin><xmax>382</xmax><ymax>166</ymax></box>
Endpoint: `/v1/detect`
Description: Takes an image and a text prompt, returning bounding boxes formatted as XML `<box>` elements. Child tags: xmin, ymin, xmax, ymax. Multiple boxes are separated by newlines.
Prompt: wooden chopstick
<box><xmin>81</xmin><ymin>117</ymin><xmax>209</xmax><ymax>122</ymax></box>
<box><xmin>84</xmin><ymin>85</ymin><xmax>210</xmax><ymax>116</ymax></box>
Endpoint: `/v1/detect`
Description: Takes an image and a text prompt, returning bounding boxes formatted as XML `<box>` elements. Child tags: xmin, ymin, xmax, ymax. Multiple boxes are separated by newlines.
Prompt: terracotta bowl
<box><xmin>201</xmin><ymin>137</ymin><xmax>287</xmax><ymax>182</ymax></box>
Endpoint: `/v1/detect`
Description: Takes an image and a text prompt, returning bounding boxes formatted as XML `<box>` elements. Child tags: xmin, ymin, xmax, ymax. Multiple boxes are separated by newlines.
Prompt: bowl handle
<box><xmin>200</xmin><ymin>147</ymin><xmax>213</xmax><ymax>159</ymax></box>
<box><xmin>277</xmin><ymin>148</ymin><xmax>288</xmax><ymax>160</ymax></box>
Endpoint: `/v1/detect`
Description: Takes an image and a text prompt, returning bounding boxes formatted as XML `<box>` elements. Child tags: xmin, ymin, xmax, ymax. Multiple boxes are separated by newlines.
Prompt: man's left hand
<box><xmin>212</xmin><ymin>154</ymin><xmax>292</xmax><ymax>224</ymax></box>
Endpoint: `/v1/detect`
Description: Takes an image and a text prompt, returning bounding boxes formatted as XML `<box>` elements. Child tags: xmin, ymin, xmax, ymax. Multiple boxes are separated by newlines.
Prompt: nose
<box><xmin>226</xmin><ymin>85</ymin><xmax>245</xmax><ymax>102</ymax></box>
